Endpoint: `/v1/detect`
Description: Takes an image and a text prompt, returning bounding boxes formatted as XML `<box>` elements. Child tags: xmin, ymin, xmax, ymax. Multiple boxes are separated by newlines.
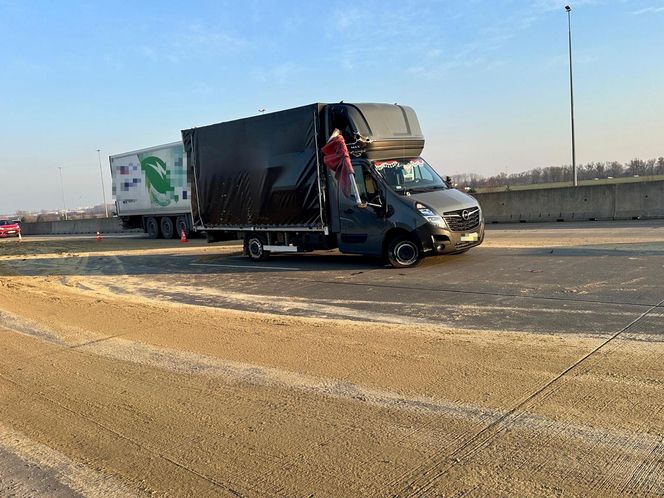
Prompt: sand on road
<box><xmin>0</xmin><ymin>229</ymin><xmax>663</xmax><ymax>496</ymax></box>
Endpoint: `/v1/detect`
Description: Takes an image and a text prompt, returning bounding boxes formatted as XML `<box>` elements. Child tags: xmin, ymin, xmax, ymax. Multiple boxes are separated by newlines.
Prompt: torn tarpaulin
<box><xmin>321</xmin><ymin>130</ymin><xmax>361</xmax><ymax>201</ymax></box>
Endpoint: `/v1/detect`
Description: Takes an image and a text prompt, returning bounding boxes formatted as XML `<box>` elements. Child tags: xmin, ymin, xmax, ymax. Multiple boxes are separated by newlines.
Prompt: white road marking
<box><xmin>190</xmin><ymin>262</ymin><xmax>301</xmax><ymax>271</ymax></box>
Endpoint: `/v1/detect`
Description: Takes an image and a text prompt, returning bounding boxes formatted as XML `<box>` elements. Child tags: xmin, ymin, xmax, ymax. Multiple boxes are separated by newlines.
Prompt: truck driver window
<box><xmin>351</xmin><ymin>164</ymin><xmax>382</xmax><ymax>208</ymax></box>
<box><xmin>364</xmin><ymin>172</ymin><xmax>377</xmax><ymax>196</ymax></box>
<box><xmin>354</xmin><ymin>171</ymin><xmax>367</xmax><ymax>203</ymax></box>
<box><xmin>363</xmin><ymin>171</ymin><xmax>383</xmax><ymax>208</ymax></box>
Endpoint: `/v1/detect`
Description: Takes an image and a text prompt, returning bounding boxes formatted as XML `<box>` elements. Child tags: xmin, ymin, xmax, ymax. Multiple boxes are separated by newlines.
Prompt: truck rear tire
<box><xmin>386</xmin><ymin>236</ymin><xmax>421</xmax><ymax>268</ymax></box>
<box><xmin>245</xmin><ymin>234</ymin><xmax>270</xmax><ymax>262</ymax></box>
<box><xmin>145</xmin><ymin>217</ymin><xmax>160</xmax><ymax>239</ymax></box>
<box><xmin>160</xmin><ymin>217</ymin><xmax>175</xmax><ymax>239</ymax></box>
<box><xmin>175</xmin><ymin>216</ymin><xmax>190</xmax><ymax>239</ymax></box>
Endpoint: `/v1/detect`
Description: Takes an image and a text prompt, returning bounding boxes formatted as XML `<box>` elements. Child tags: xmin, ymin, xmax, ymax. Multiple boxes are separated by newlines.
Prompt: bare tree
<box><xmin>626</xmin><ymin>158</ymin><xmax>646</xmax><ymax>176</ymax></box>
<box><xmin>645</xmin><ymin>159</ymin><xmax>656</xmax><ymax>176</ymax></box>
<box><xmin>657</xmin><ymin>157</ymin><xmax>664</xmax><ymax>175</ymax></box>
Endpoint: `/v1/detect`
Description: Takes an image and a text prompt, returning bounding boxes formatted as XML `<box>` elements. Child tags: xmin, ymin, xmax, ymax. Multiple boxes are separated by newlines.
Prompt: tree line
<box><xmin>451</xmin><ymin>157</ymin><xmax>664</xmax><ymax>190</ymax></box>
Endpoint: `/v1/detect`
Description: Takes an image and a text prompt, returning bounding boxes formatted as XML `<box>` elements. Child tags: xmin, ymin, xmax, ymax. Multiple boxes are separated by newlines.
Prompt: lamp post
<box><xmin>58</xmin><ymin>166</ymin><xmax>68</xmax><ymax>221</ymax></box>
<box><xmin>97</xmin><ymin>149</ymin><xmax>109</xmax><ymax>217</ymax></box>
<box><xmin>565</xmin><ymin>5</ymin><xmax>577</xmax><ymax>187</ymax></box>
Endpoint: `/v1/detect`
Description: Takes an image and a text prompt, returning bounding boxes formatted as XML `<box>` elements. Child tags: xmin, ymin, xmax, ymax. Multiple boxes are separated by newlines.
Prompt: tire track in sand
<box><xmin>0</xmin><ymin>423</ymin><xmax>142</xmax><ymax>498</ymax></box>
<box><xmin>2</xmin><ymin>309</ymin><xmax>663</xmax><ymax>496</ymax></box>
<box><xmin>391</xmin><ymin>298</ymin><xmax>664</xmax><ymax>497</ymax></box>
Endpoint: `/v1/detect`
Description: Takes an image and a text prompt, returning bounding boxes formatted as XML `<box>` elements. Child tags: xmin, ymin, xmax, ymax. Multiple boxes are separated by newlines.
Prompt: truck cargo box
<box><xmin>110</xmin><ymin>142</ymin><xmax>191</xmax><ymax>217</ymax></box>
<box><xmin>182</xmin><ymin>104</ymin><xmax>325</xmax><ymax>230</ymax></box>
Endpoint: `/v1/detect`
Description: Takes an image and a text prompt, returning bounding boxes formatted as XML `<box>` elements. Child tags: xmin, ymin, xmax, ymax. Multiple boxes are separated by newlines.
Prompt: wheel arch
<box><xmin>382</xmin><ymin>226</ymin><xmax>422</xmax><ymax>256</ymax></box>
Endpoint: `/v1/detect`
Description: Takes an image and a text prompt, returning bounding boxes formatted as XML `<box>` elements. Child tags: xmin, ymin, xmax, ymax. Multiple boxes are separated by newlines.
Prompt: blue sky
<box><xmin>1</xmin><ymin>0</ymin><xmax>663</xmax><ymax>213</ymax></box>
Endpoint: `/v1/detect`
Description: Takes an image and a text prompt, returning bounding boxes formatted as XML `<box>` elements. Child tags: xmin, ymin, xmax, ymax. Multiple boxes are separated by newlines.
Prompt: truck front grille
<box><xmin>443</xmin><ymin>207</ymin><xmax>481</xmax><ymax>232</ymax></box>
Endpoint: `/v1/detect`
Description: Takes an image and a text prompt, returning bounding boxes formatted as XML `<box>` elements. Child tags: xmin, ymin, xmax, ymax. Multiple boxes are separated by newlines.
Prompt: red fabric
<box><xmin>321</xmin><ymin>134</ymin><xmax>355</xmax><ymax>197</ymax></box>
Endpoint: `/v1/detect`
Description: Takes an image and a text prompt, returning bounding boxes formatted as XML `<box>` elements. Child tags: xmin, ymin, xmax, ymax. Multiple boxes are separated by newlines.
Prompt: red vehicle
<box><xmin>0</xmin><ymin>219</ymin><xmax>21</xmax><ymax>237</ymax></box>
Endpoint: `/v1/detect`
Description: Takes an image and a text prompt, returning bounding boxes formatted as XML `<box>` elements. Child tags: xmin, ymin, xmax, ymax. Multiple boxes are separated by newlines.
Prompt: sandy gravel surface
<box><xmin>0</xmin><ymin>227</ymin><xmax>663</xmax><ymax>496</ymax></box>
<box><xmin>0</xmin><ymin>236</ymin><xmax>242</xmax><ymax>262</ymax></box>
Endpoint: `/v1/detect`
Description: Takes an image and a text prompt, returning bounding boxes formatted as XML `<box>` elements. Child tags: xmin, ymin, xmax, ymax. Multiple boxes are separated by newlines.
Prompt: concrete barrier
<box><xmin>17</xmin><ymin>181</ymin><xmax>664</xmax><ymax>233</ymax></box>
<box><xmin>473</xmin><ymin>180</ymin><xmax>664</xmax><ymax>223</ymax></box>
<box><xmin>20</xmin><ymin>218</ymin><xmax>140</xmax><ymax>235</ymax></box>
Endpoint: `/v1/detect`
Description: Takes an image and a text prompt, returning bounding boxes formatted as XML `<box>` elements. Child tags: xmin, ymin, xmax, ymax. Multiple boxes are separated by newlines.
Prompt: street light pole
<box><xmin>565</xmin><ymin>5</ymin><xmax>577</xmax><ymax>187</ymax></box>
<box><xmin>97</xmin><ymin>149</ymin><xmax>109</xmax><ymax>217</ymax></box>
<box><xmin>58</xmin><ymin>166</ymin><xmax>68</xmax><ymax>221</ymax></box>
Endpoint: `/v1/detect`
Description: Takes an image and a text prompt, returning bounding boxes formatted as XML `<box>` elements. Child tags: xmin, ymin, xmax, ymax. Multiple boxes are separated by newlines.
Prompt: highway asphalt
<box><xmin>4</xmin><ymin>220</ymin><xmax>664</xmax><ymax>339</ymax></box>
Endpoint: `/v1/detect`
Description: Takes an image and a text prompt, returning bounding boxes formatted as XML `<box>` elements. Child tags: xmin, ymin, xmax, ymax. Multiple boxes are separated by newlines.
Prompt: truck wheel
<box><xmin>160</xmin><ymin>217</ymin><xmax>175</xmax><ymax>239</ymax></box>
<box><xmin>145</xmin><ymin>217</ymin><xmax>160</xmax><ymax>239</ymax></box>
<box><xmin>386</xmin><ymin>236</ymin><xmax>421</xmax><ymax>268</ymax></box>
<box><xmin>245</xmin><ymin>234</ymin><xmax>269</xmax><ymax>262</ymax></box>
<box><xmin>175</xmin><ymin>216</ymin><xmax>190</xmax><ymax>238</ymax></box>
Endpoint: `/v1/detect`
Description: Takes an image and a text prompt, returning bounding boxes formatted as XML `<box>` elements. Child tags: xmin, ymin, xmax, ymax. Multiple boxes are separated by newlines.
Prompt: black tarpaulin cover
<box><xmin>182</xmin><ymin>104</ymin><xmax>323</xmax><ymax>228</ymax></box>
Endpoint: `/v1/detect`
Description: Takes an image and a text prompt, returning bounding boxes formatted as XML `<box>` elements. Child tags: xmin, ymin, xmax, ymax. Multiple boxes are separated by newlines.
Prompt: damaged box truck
<box><xmin>182</xmin><ymin>102</ymin><xmax>484</xmax><ymax>268</ymax></box>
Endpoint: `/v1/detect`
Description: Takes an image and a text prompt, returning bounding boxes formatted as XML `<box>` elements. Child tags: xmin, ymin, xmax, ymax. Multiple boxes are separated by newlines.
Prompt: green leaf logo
<box><xmin>140</xmin><ymin>156</ymin><xmax>173</xmax><ymax>207</ymax></box>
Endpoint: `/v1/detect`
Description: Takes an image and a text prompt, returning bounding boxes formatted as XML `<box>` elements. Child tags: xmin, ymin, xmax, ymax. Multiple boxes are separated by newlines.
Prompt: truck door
<box><xmin>338</xmin><ymin>160</ymin><xmax>385</xmax><ymax>256</ymax></box>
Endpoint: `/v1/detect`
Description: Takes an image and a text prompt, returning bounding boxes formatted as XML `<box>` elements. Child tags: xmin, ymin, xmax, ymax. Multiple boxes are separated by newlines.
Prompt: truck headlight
<box><xmin>416</xmin><ymin>203</ymin><xmax>447</xmax><ymax>228</ymax></box>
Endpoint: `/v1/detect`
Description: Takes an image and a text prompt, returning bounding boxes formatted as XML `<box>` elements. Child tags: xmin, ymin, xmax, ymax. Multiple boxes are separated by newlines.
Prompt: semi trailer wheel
<box><xmin>386</xmin><ymin>236</ymin><xmax>421</xmax><ymax>268</ymax></box>
<box><xmin>175</xmin><ymin>216</ymin><xmax>190</xmax><ymax>238</ymax></box>
<box><xmin>160</xmin><ymin>217</ymin><xmax>175</xmax><ymax>239</ymax></box>
<box><xmin>245</xmin><ymin>234</ymin><xmax>270</xmax><ymax>262</ymax></box>
<box><xmin>145</xmin><ymin>217</ymin><xmax>160</xmax><ymax>239</ymax></box>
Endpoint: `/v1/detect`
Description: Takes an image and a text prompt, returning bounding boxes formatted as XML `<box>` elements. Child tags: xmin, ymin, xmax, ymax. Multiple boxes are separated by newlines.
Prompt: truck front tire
<box><xmin>386</xmin><ymin>236</ymin><xmax>421</xmax><ymax>268</ymax></box>
<box><xmin>145</xmin><ymin>217</ymin><xmax>160</xmax><ymax>239</ymax></box>
<box><xmin>245</xmin><ymin>234</ymin><xmax>270</xmax><ymax>262</ymax></box>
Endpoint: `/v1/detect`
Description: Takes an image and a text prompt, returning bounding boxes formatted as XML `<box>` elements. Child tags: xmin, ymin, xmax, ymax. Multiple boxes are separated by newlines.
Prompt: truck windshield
<box><xmin>373</xmin><ymin>157</ymin><xmax>448</xmax><ymax>193</ymax></box>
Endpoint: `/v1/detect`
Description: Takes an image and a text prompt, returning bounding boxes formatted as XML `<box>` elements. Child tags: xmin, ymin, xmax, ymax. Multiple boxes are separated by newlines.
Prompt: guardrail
<box><xmin>19</xmin><ymin>218</ymin><xmax>136</xmax><ymax>235</ymax></box>
<box><xmin>16</xmin><ymin>181</ymin><xmax>664</xmax><ymax>233</ymax></box>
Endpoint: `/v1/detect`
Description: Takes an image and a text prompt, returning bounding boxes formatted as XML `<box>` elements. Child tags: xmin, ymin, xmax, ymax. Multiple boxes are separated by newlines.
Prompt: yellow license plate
<box><xmin>460</xmin><ymin>233</ymin><xmax>478</xmax><ymax>242</ymax></box>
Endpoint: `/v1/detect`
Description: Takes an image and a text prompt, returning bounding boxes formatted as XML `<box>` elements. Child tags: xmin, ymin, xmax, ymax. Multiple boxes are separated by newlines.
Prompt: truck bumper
<box><xmin>415</xmin><ymin>221</ymin><xmax>485</xmax><ymax>255</ymax></box>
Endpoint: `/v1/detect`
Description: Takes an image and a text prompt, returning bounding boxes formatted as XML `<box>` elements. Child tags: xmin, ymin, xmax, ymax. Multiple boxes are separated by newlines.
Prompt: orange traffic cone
<box><xmin>180</xmin><ymin>229</ymin><xmax>188</xmax><ymax>243</ymax></box>
<box><xmin>96</xmin><ymin>231</ymin><xmax>102</xmax><ymax>242</ymax></box>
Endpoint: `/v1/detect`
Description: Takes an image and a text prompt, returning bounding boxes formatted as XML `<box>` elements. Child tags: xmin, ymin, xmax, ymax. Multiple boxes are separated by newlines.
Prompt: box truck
<box><xmin>110</xmin><ymin>142</ymin><xmax>193</xmax><ymax>238</ymax></box>
<box><xmin>182</xmin><ymin>103</ymin><xmax>484</xmax><ymax>267</ymax></box>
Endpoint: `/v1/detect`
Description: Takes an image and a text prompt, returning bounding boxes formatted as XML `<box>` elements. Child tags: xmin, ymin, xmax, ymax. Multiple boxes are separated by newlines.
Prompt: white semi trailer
<box><xmin>110</xmin><ymin>142</ymin><xmax>193</xmax><ymax>238</ymax></box>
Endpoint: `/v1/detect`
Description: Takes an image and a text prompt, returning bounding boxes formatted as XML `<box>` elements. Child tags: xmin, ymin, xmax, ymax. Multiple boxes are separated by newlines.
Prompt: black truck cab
<box><xmin>323</xmin><ymin>103</ymin><xmax>484</xmax><ymax>267</ymax></box>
